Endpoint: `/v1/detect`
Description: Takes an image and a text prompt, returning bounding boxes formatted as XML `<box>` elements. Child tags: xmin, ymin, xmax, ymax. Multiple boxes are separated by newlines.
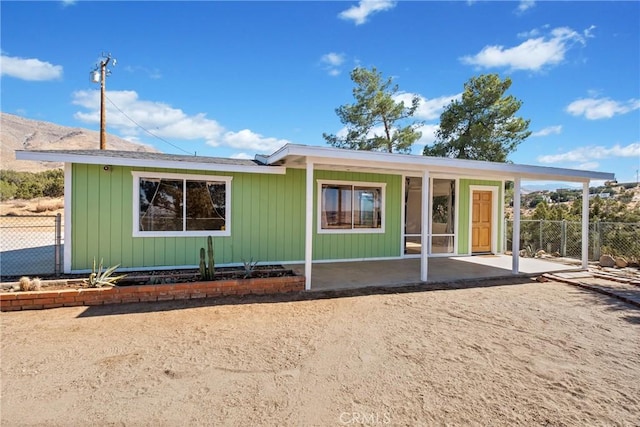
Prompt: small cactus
<box><xmin>199</xmin><ymin>236</ymin><xmax>215</xmax><ymax>281</ymax></box>
<box><xmin>19</xmin><ymin>276</ymin><xmax>32</xmax><ymax>292</ymax></box>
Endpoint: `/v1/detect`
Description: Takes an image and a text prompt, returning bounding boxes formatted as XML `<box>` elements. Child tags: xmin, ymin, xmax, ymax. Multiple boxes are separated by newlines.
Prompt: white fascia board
<box><xmin>15</xmin><ymin>150</ymin><xmax>286</xmax><ymax>175</ymax></box>
<box><xmin>311</xmin><ymin>156</ymin><xmax>610</xmax><ymax>182</ymax></box>
<box><xmin>267</xmin><ymin>144</ymin><xmax>614</xmax><ymax>182</ymax></box>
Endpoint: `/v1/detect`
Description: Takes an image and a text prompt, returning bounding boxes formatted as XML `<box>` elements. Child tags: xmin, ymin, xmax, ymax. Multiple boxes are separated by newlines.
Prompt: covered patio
<box><xmin>291</xmin><ymin>256</ymin><xmax>581</xmax><ymax>291</ymax></box>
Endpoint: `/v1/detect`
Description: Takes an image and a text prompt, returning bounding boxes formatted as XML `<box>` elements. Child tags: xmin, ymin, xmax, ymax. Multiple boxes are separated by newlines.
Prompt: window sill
<box><xmin>133</xmin><ymin>230</ymin><xmax>231</xmax><ymax>238</ymax></box>
<box><xmin>317</xmin><ymin>228</ymin><xmax>385</xmax><ymax>235</ymax></box>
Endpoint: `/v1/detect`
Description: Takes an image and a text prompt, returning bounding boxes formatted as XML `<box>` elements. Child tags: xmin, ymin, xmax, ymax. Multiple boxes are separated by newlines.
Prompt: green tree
<box><xmin>423</xmin><ymin>74</ymin><xmax>531</xmax><ymax>162</ymax></box>
<box><xmin>323</xmin><ymin>66</ymin><xmax>423</xmax><ymax>154</ymax></box>
<box><xmin>0</xmin><ymin>169</ymin><xmax>65</xmax><ymax>200</ymax></box>
<box><xmin>0</xmin><ymin>180</ymin><xmax>17</xmax><ymax>201</ymax></box>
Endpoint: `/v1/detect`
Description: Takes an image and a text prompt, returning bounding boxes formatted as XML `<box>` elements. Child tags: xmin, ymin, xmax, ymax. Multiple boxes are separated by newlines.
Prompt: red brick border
<box><xmin>0</xmin><ymin>275</ymin><xmax>305</xmax><ymax>311</ymax></box>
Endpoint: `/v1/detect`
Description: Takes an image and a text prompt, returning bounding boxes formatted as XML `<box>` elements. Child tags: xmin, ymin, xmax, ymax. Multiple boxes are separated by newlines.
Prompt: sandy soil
<box><xmin>1</xmin><ymin>280</ymin><xmax>639</xmax><ymax>426</ymax></box>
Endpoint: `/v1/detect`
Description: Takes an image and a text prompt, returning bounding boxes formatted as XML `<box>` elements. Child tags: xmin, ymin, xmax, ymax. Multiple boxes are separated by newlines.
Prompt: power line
<box><xmin>105</xmin><ymin>95</ymin><xmax>195</xmax><ymax>155</ymax></box>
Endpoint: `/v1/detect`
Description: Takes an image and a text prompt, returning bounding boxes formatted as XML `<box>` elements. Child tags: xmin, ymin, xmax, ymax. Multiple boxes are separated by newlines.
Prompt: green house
<box><xmin>17</xmin><ymin>144</ymin><xmax>614</xmax><ymax>289</ymax></box>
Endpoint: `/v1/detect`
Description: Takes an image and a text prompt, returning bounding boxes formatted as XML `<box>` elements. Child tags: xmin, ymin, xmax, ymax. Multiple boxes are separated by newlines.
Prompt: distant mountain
<box><xmin>0</xmin><ymin>113</ymin><xmax>158</xmax><ymax>172</ymax></box>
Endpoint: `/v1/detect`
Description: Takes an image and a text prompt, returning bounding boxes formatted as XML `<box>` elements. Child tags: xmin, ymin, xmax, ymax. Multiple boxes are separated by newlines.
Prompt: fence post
<box><xmin>55</xmin><ymin>213</ymin><xmax>62</xmax><ymax>276</ymax></box>
<box><xmin>593</xmin><ymin>220</ymin><xmax>601</xmax><ymax>260</ymax></box>
<box><xmin>560</xmin><ymin>220</ymin><xmax>567</xmax><ymax>257</ymax></box>
<box><xmin>539</xmin><ymin>220</ymin><xmax>543</xmax><ymax>251</ymax></box>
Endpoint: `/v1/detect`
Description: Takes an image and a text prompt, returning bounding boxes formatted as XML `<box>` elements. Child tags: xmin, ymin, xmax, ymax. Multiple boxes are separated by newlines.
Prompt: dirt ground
<box><xmin>0</xmin><ymin>197</ymin><xmax>64</xmax><ymax>217</ymax></box>
<box><xmin>1</xmin><ymin>279</ymin><xmax>639</xmax><ymax>426</ymax></box>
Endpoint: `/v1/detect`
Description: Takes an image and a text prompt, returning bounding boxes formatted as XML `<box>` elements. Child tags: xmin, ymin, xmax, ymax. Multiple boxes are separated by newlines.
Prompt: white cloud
<box><xmin>338</xmin><ymin>0</ymin><xmax>396</xmax><ymax>25</ymax></box>
<box><xmin>61</xmin><ymin>0</ymin><xmax>76</xmax><ymax>7</ymax></box>
<box><xmin>516</xmin><ymin>0</ymin><xmax>535</xmax><ymax>14</ymax></box>
<box><xmin>531</xmin><ymin>125</ymin><xmax>562</xmax><ymax>137</ymax></box>
<box><xmin>566</xmin><ymin>97</ymin><xmax>640</xmax><ymax>120</ymax></box>
<box><xmin>416</xmin><ymin>124</ymin><xmax>439</xmax><ymax>147</ymax></box>
<box><xmin>460</xmin><ymin>26</ymin><xmax>592</xmax><ymax>71</ymax></box>
<box><xmin>393</xmin><ymin>92</ymin><xmax>461</xmax><ymax>120</ymax></box>
<box><xmin>221</xmin><ymin>129</ymin><xmax>291</xmax><ymax>153</ymax></box>
<box><xmin>577</xmin><ymin>162</ymin><xmax>599</xmax><ymax>170</ymax></box>
<box><xmin>321</xmin><ymin>52</ymin><xmax>345</xmax><ymax>67</ymax></box>
<box><xmin>230</xmin><ymin>152</ymin><xmax>253</xmax><ymax>160</ymax></box>
<box><xmin>0</xmin><ymin>54</ymin><xmax>63</xmax><ymax>81</ymax></box>
<box><xmin>537</xmin><ymin>143</ymin><xmax>640</xmax><ymax>163</ymax></box>
<box><xmin>320</xmin><ymin>52</ymin><xmax>346</xmax><ymax>76</ymax></box>
<box><xmin>72</xmin><ymin>89</ymin><xmax>289</xmax><ymax>153</ymax></box>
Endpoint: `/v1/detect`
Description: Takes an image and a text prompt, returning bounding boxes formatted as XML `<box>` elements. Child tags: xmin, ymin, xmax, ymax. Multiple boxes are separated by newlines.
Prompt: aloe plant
<box><xmin>84</xmin><ymin>258</ymin><xmax>127</xmax><ymax>288</ymax></box>
<box><xmin>242</xmin><ymin>257</ymin><xmax>259</xmax><ymax>279</ymax></box>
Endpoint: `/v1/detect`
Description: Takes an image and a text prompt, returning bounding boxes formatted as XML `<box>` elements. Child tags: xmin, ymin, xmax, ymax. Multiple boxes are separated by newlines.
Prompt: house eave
<box><xmin>266</xmin><ymin>144</ymin><xmax>615</xmax><ymax>183</ymax></box>
<box><xmin>15</xmin><ymin>150</ymin><xmax>287</xmax><ymax>175</ymax></box>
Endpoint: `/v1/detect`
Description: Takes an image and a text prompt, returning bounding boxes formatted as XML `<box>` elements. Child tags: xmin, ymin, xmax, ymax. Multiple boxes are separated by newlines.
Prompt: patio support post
<box><xmin>304</xmin><ymin>160</ymin><xmax>314</xmax><ymax>290</ymax></box>
<box><xmin>420</xmin><ymin>170</ymin><xmax>430</xmax><ymax>282</ymax></box>
<box><xmin>512</xmin><ymin>177</ymin><xmax>521</xmax><ymax>274</ymax></box>
<box><xmin>581</xmin><ymin>181</ymin><xmax>589</xmax><ymax>269</ymax></box>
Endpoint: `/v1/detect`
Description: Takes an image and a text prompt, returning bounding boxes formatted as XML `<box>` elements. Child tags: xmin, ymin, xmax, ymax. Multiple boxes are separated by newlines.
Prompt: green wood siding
<box><xmin>458</xmin><ymin>179</ymin><xmax>503</xmax><ymax>255</ymax></box>
<box><xmin>70</xmin><ymin>165</ymin><xmax>403</xmax><ymax>270</ymax></box>
<box><xmin>71</xmin><ymin>165</ymin><xmax>307</xmax><ymax>270</ymax></box>
<box><xmin>313</xmin><ymin>170</ymin><xmax>402</xmax><ymax>260</ymax></box>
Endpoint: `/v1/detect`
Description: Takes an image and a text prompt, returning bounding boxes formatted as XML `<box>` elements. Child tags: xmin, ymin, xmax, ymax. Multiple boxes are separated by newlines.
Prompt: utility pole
<box><xmin>91</xmin><ymin>53</ymin><xmax>116</xmax><ymax>150</ymax></box>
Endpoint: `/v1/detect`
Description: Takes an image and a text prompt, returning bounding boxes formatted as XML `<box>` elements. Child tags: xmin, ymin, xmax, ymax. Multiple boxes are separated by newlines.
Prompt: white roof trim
<box><xmin>266</xmin><ymin>144</ymin><xmax>615</xmax><ymax>182</ymax></box>
<box><xmin>15</xmin><ymin>150</ymin><xmax>287</xmax><ymax>175</ymax></box>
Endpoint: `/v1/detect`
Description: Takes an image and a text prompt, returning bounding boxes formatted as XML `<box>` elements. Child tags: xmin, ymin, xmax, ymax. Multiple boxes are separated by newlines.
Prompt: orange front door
<box><xmin>472</xmin><ymin>191</ymin><xmax>492</xmax><ymax>253</ymax></box>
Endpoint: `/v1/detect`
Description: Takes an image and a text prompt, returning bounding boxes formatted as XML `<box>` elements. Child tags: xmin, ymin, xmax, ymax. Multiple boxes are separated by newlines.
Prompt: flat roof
<box><xmin>15</xmin><ymin>149</ymin><xmax>287</xmax><ymax>175</ymax></box>
<box><xmin>16</xmin><ymin>144</ymin><xmax>615</xmax><ymax>183</ymax></box>
<box><xmin>267</xmin><ymin>144</ymin><xmax>615</xmax><ymax>182</ymax></box>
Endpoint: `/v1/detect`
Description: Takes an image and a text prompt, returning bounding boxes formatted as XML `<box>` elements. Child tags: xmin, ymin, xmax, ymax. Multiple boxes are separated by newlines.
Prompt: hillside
<box><xmin>0</xmin><ymin>113</ymin><xmax>158</xmax><ymax>172</ymax></box>
<box><xmin>506</xmin><ymin>184</ymin><xmax>640</xmax><ymax>221</ymax></box>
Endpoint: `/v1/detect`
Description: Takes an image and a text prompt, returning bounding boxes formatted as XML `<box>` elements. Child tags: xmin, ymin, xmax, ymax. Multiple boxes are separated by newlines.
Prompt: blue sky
<box><xmin>2</xmin><ymin>1</ymin><xmax>639</xmax><ymax>184</ymax></box>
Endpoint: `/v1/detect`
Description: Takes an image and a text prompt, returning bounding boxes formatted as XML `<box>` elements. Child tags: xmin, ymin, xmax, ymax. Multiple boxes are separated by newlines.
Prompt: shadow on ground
<box><xmin>559</xmin><ymin>284</ymin><xmax>640</xmax><ymax>325</ymax></box>
<box><xmin>77</xmin><ymin>276</ymin><xmax>539</xmax><ymax>318</ymax></box>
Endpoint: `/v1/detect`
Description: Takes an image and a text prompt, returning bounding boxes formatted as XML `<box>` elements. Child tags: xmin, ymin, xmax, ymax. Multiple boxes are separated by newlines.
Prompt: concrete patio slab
<box><xmin>291</xmin><ymin>255</ymin><xmax>581</xmax><ymax>291</ymax></box>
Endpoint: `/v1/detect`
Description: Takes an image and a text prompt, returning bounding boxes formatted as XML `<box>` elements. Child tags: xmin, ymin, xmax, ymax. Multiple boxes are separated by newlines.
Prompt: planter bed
<box><xmin>0</xmin><ymin>267</ymin><xmax>305</xmax><ymax>312</ymax></box>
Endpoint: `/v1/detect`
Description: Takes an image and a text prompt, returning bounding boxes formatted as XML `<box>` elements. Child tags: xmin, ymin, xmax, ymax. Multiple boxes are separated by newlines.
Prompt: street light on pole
<box><xmin>91</xmin><ymin>53</ymin><xmax>116</xmax><ymax>150</ymax></box>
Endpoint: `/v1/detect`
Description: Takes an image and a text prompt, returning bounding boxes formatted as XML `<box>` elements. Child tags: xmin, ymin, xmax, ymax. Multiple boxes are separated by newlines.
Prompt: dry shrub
<box><xmin>32</xmin><ymin>204</ymin><xmax>51</xmax><ymax>213</ymax></box>
<box><xmin>30</xmin><ymin>199</ymin><xmax>64</xmax><ymax>213</ymax></box>
<box><xmin>31</xmin><ymin>278</ymin><xmax>42</xmax><ymax>291</ymax></box>
<box><xmin>19</xmin><ymin>277</ymin><xmax>32</xmax><ymax>291</ymax></box>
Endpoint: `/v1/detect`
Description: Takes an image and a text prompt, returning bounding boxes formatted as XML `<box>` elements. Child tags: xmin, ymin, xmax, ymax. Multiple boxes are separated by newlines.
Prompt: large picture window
<box><xmin>319</xmin><ymin>180</ymin><xmax>384</xmax><ymax>233</ymax></box>
<box><xmin>132</xmin><ymin>172</ymin><xmax>231</xmax><ymax>237</ymax></box>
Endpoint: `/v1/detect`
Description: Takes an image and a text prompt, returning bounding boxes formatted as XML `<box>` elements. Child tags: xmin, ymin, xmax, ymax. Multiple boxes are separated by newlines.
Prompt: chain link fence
<box><xmin>0</xmin><ymin>214</ymin><xmax>63</xmax><ymax>278</ymax></box>
<box><xmin>504</xmin><ymin>219</ymin><xmax>640</xmax><ymax>261</ymax></box>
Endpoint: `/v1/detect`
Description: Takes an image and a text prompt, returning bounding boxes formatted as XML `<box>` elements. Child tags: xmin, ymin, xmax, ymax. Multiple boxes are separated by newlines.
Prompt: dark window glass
<box><xmin>139</xmin><ymin>179</ymin><xmax>183</xmax><ymax>231</ymax></box>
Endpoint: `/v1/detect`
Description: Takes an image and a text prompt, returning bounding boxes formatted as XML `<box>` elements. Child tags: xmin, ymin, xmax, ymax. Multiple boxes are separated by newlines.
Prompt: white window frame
<box><xmin>429</xmin><ymin>177</ymin><xmax>457</xmax><ymax>257</ymax></box>
<box><xmin>132</xmin><ymin>171</ymin><xmax>232</xmax><ymax>237</ymax></box>
<box><xmin>317</xmin><ymin>179</ymin><xmax>386</xmax><ymax>234</ymax></box>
